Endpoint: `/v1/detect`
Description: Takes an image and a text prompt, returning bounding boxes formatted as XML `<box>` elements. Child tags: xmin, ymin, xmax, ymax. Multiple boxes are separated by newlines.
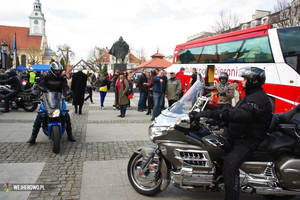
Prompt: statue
<box><xmin>109</xmin><ymin>36</ymin><xmax>129</xmax><ymax>63</ymax></box>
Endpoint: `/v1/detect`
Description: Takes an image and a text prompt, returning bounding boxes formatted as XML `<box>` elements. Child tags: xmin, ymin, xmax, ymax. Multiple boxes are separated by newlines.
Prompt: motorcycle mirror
<box><xmin>175</xmin><ymin>114</ymin><xmax>190</xmax><ymax>129</ymax></box>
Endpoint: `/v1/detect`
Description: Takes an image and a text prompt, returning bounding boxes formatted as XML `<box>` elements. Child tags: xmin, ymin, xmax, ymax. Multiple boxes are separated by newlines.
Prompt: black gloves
<box><xmin>195</xmin><ymin>109</ymin><xmax>219</xmax><ymax>120</ymax></box>
<box><xmin>66</xmin><ymin>90</ymin><xmax>73</xmax><ymax>96</ymax></box>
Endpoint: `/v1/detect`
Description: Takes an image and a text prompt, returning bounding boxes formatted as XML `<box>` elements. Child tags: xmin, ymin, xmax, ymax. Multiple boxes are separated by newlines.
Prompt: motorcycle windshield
<box><xmin>43</xmin><ymin>92</ymin><xmax>62</xmax><ymax>110</ymax></box>
<box><xmin>168</xmin><ymin>80</ymin><xmax>203</xmax><ymax>115</ymax></box>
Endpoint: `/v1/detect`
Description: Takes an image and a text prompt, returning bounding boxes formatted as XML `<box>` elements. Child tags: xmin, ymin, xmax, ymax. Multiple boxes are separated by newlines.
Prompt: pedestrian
<box><xmin>165</xmin><ymin>70</ymin><xmax>182</xmax><ymax>107</ymax></box>
<box><xmin>161</xmin><ymin>70</ymin><xmax>168</xmax><ymax>109</ymax></box>
<box><xmin>126</xmin><ymin>72</ymin><xmax>134</xmax><ymax>108</ymax></box>
<box><xmin>232</xmin><ymin>80</ymin><xmax>241</xmax><ymax>107</ymax></box>
<box><xmin>112</xmin><ymin>69</ymin><xmax>120</xmax><ymax>110</ymax></box>
<box><xmin>204</xmin><ymin>72</ymin><xmax>234</xmax><ymax>109</ymax></box>
<box><xmin>71</xmin><ymin>66</ymin><xmax>87</xmax><ymax>114</ymax></box>
<box><xmin>151</xmin><ymin>70</ymin><xmax>165</xmax><ymax>121</ymax></box>
<box><xmin>189</xmin><ymin>68</ymin><xmax>198</xmax><ymax>87</ymax></box>
<box><xmin>144</xmin><ymin>70</ymin><xmax>156</xmax><ymax>115</ymax></box>
<box><xmin>176</xmin><ymin>67</ymin><xmax>185</xmax><ymax>98</ymax></box>
<box><xmin>98</xmin><ymin>72</ymin><xmax>111</xmax><ymax>109</ymax></box>
<box><xmin>84</xmin><ymin>73</ymin><xmax>94</xmax><ymax>104</ymax></box>
<box><xmin>136</xmin><ymin>68</ymin><xmax>148</xmax><ymax>112</ymax></box>
<box><xmin>115</xmin><ymin>71</ymin><xmax>130</xmax><ymax>118</ymax></box>
<box><xmin>195</xmin><ymin>67</ymin><xmax>272</xmax><ymax>200</ymax></box>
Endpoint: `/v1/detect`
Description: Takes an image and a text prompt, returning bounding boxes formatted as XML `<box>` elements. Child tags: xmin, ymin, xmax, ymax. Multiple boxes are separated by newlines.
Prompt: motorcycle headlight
<box><xmin>47</xmin><ymin>109</ymin><xmax>60</xmax><ymax>118</ymax></box>
<box><xmin>148</xmin><ymin>126</ymin><xmax>169</xmax><ymax>140</ymax></box>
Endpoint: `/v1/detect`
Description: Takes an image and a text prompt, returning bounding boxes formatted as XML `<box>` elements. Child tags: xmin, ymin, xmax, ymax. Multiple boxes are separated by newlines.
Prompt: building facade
<box><xmin>0</xmin><ymin>0</ymin><xmax>56</xmax><ymax>69</ymax></box>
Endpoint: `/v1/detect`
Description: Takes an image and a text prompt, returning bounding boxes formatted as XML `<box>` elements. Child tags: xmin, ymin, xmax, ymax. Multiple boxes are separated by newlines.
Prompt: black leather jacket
<box><xmin>221</xmin><ymin>86</ymin><xmax>272</xmax><ymax>141</ymax></box>
<box><xmin>38</xmin><ymin>73</ymin><xmax>69</xmax><ymax>94</ymax></box>
<box><xmin>0</xmin><ymin>75</ymin><xmax>22</xmax><ymax>92</ymax></box>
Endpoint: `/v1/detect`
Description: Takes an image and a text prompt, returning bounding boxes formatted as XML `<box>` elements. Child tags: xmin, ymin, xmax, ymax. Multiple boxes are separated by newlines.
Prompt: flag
<box><xmin>13</xmin><ymin>32</ymin><xmax>17</xmax><ymax>66</ymax></box>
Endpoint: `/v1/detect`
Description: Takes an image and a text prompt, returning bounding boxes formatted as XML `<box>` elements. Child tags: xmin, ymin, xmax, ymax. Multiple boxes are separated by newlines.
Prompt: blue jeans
<box><xmin>152</xmin><ymin>92</ymin><xmax>164</xmax><ymax>118</ymax></box>
<box><xmin>138</xmin><ymin>91</ymin><xmax>147</xmax><ymax>110</ymax></box>
<box><xmin>99</xmin><ymin>91</ymin><xmax>107</xmax><ymax>107</ymax></box>
<box><xmin>120</xmin><ymin>105</ymin><xmax>127</xmax><ymax>116</ymax></box>
<box><xmin>84</xmin><ymin>87</ymin><xmax>93</xmax><ymax>102</ymax></box>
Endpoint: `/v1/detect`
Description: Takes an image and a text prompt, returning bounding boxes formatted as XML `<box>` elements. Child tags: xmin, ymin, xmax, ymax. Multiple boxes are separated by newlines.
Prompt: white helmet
<box><xmin>50</xmin><ymin>61</ymin><xmax>63</xmax><ymax>78</ymax></box>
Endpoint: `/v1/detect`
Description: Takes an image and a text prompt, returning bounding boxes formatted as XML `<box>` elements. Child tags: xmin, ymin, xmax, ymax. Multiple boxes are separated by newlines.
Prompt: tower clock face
<box><xmin>34</xmin><ymin>20</ymin><xmax>38</xmax><ymax>24</ymax></box>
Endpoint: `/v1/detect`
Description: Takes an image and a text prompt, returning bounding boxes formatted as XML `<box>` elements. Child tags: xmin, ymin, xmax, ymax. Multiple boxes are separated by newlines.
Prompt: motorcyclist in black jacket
<box><xmin>27</xmin><ymin>62</ymin><xmax>76</xmax><ymax>144</ymax></box>
<box><xmin>195</xmin><ymin>67</ymin><xmax>272</xmax><ymax>200</ymax></box>
<box><xmin>0</xmin><ymin>69</ymin><xmax>22</xmax><ymax>113</ymax></box>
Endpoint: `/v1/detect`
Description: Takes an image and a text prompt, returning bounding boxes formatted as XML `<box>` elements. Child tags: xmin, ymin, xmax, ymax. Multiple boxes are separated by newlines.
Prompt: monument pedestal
<box><xmin>112</xmin><ymin>63</ymin><xmax>127</xmax><ymax>72</ymax></box>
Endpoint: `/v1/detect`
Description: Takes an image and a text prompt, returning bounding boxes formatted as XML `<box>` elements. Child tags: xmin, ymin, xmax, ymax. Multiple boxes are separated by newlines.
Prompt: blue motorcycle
<box><xmin>40</xmin><ymin>91</ymin><xmax>69</xmax><ymax>153</ymax></box>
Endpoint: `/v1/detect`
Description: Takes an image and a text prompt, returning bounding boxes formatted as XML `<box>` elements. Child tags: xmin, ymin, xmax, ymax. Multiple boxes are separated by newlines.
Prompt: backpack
<box><xmin>124</xmin><ymin>80</ymin><xmax>133</xmax><ymax>96</ymax></box>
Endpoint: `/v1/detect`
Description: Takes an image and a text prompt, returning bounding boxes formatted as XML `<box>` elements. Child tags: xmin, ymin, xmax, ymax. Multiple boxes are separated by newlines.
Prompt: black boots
<box><xmin>74</xmin><ymin>106</ymin><xmax>77</xmax><ymax>114</ymax></box>
<box><xmin>27</xmin><ymin>128</ymin><xmax>39</xmax><ymax>144</ymax></box>
<box><xmin>66</xmin><ymin>128</ymin><xmax>76</xmax><ymax>142</ymax></box>
<box><xmin>146</xmin><ymin>111</ymin><xmax>151</xmax><ymax>115</ymax></box>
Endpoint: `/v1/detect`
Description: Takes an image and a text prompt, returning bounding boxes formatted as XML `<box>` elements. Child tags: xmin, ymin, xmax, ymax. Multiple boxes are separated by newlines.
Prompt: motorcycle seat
<box><xmin>257</xmin><ymin>131</ymin><xmax>296</xmax><ymax>153</ymax></box>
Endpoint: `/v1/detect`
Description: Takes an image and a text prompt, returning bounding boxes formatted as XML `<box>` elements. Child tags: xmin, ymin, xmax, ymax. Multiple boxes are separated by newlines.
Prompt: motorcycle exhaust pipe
<box><xmin>255</xmin><ymin>188</ymin><xmax>300</xmax><ymax>196</ymax></box>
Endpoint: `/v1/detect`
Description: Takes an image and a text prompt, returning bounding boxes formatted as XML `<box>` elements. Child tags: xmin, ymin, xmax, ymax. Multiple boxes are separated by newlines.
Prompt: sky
<box><xmin>1</xmin><ymin>0</ymin><xmax>277</xmax><ymax>65</ymax></box>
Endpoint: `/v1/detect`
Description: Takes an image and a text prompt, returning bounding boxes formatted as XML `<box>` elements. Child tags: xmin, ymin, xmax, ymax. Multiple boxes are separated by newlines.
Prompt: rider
<box><xmin>0</xmin><ymin>69</ymin><xmax>22</xmax><ymax>113</ymax></box>
<box><xmin>27</xmin><ymin>61</ymin><xmax>76</xmax><ymax>144</ymax></box>
<box><xmin>195</xmin><ymin>67</ymin><xmax>272</xmax><ymax>200</ymax></box>
<box><xmin>204</xmin><ymin>72</ymin><xmax>234</xmax><ymax>109</ymax></box>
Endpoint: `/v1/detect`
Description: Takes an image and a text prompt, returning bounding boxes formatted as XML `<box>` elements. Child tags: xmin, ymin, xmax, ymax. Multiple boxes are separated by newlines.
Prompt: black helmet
<box><xmin>5</xmin><ymin>69</ymin><xmax>16</xmax><ymax>77</ymax></box>
<box><xmin>241</xmin><ymin>67</ymin><xmax>266</xmax><ymax>88</ymax></box>
<box><xmin>219</xmin><ymin>72</ymin><xmax>228</xmax><ymax>84</ymax></box>
<box><xmin>50</xmin><ymin>61</ymin><xmax>63</xmax><ymax>78</ymax></box>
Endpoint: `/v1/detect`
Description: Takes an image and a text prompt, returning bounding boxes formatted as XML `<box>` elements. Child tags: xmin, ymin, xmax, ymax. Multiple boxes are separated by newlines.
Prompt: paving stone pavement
<box><xmin>0</xmin><ymin>91</ymin><xmax>299</xmax><ymax>200</ymax></box>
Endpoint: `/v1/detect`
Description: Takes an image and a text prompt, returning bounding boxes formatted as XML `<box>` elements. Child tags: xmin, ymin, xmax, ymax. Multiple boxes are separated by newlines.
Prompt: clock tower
<box><xmin>29</xmin><ymin>0</ymin><xmax>46</xmax><ymax>36</ymax></box>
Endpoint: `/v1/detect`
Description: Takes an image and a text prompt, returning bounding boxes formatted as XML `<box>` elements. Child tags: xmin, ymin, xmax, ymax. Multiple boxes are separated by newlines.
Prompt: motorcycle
<box><xmin>39</xmin><ymin>91</ymin><xmax>71</xmax><ymax>154</ymax></box>
<box><xmin>127</xmin><ymin>80</ymin><xmax>300</xmax><ymax>200</ymax></box>
<box><xmin>0</xmin><ymin>84</ymin><xmax>39</xmax><ymax>112</ymax></box>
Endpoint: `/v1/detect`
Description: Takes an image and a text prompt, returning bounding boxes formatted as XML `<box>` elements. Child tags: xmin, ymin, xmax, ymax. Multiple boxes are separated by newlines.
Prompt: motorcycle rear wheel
<box><xmin>51</xmin><ymin>126</ymin><xmax>61</xmax><ymax>154</ymax></box>
<box><xmin>23</xmin><ymin>101</ymin><xmax>38</xmax><ymax>112</ymax></box>
<box><xmin>0</xmin><ymin>94</ymin><xmax>4</xmax><ymax>108</ymax></box>
<box><xmin>127</xmin><ymin>152</ymin><xmax>165</xmax><ymax>196</ymax></box>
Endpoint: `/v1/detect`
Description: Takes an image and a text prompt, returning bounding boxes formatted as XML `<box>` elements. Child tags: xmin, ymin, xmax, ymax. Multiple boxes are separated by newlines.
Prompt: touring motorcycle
<box><xmin>127</xmin><ymin>80</ymin><xmax>300</xmax><ymax>200</ymax></box>
<box><xmin>39</xmin><ymin>91</ymin><xmax>70</xmax><ymax>153</ymax></box>
<box><xmin>0</xmin><ymin>84</ymin><xmax>39</xmax><ymax>112</ymax></box>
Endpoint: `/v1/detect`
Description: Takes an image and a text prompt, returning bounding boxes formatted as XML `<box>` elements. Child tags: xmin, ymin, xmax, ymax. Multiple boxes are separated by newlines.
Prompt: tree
<box><xmin>101</xmin><ymin>64</ymin><xmax>107</xmax><ymax>74</ymax></box>
<box><xmin>26</xmin><ymin>46</ymin><xmax>41</xmax><ymax>65</ymax></box>
<box><xmin>60</xmin><ymin>58</ymin><xmax>65</xmax><ymax>69</ymax></box>
<box><xmin>49</xmin><ymin>58</ymin><xmax>55</xmax><ymax>64</ymax></box>
<box><xmin>272</xmin><ymin>0</ymin><xmax>300</xmax><ymax>27</ymax></box>
<box><xmin>88</xmin><ymin>48</ymin><xmax>105</xmax><ymax>73</ymax></box>
<box><xmin>136</xmin><ymin>47</ymin><xmax>147</xmax><ymax>64</ymax></box>
<box><xmin>57</xmin><ymin>44</ymin><xmax>75</xmax><ymax>68</ymax></box>
<box><xmin>210</xmin><ymin>10</ymin><xmax>242</xmax><ymax>35</ymax></box>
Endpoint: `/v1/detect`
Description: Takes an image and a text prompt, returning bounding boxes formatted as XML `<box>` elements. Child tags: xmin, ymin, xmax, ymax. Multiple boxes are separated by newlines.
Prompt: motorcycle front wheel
<box><xmin>127</xmin><ymin>152</ymin><xmax>166</xmax><ymax>196</ymax></box>
<box><xmin>51</xmin><ymin>125</ymin><xmax>61</xmax><ymax>154</ymax></box>
<box><xmin>23</xmin><ymin>101</ymin><xmax>38</xmax><ymax>112</ymax></box>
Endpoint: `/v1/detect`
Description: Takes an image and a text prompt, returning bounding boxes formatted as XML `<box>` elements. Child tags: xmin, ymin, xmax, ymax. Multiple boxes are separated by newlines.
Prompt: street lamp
<box><xmin>1</xmin><ymin>42</ymin><xmax>8</xmax><ymax>70</ymax></box>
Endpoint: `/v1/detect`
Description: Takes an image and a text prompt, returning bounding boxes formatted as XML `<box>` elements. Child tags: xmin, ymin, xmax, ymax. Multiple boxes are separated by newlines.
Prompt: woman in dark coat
<box><xmin>71</xmin><ymin>67</ymin><xmax>87</xmax><ymax>114</ymax></box>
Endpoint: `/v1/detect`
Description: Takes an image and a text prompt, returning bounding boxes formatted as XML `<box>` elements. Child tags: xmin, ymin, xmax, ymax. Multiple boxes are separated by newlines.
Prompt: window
<box><xmin>178</xmin><ymin>47</ymin><xmax>202</xmax><ymax>64</ymax></box>
<box><xmin>242</xmin><ymin>24</ymin><xmax>248</xmax><ymax>30</ymax></box>
<box><xmin>251</xmin><ymin>21</ymin><xmax>257</xmax><ymax>27</ymax></box>
<box><xmin>237</xmin><ymin>36</ymin><xmax>274</xmax><ymax>63</ymax></box>
<box><xmin>34</xmin><ymin>26</ymin><xmax>39</xmax><ymax>33</ymax></box>
<box><xmin>262</xmin><ymin>17</ymin><xmax>268</xmax><ymax>24</ymax></box>
<box><xmin>21</xmin><ymin>55</ymin><xmax>26</xmax><ymax>67</ymax></box>
<box><xmin>199</xmin><ymin>45</ymin><xmax>218</xmax><ymax>63</ymax></box>
<box><xmin>217</xmin><ymin>40</ymin><xmax>244</xmax><ymax>63</ymax></box>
